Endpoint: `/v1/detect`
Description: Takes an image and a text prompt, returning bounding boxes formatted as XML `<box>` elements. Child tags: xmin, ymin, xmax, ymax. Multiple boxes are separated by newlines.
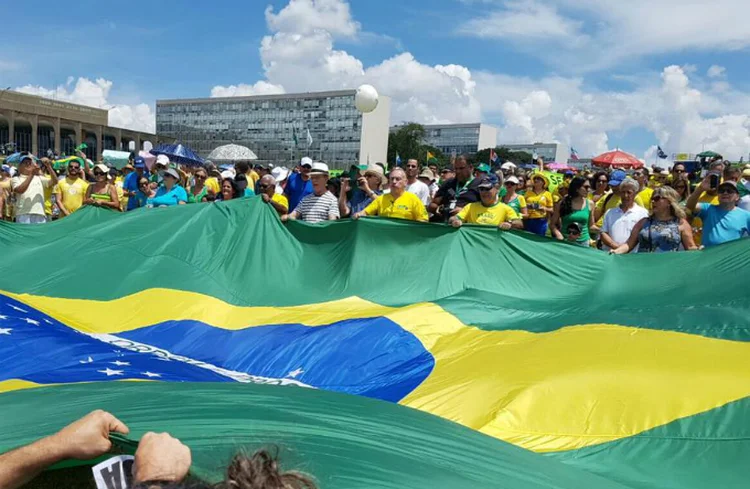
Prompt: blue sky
<box><xmin>5</xmin><ymin>0</ymin><xmax>750</xmax><ymax>159</ymax></box>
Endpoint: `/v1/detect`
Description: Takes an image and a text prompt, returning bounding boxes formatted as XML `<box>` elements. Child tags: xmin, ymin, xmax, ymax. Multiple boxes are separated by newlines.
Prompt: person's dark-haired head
<box><xmin>134</xmin><ymin>449</ymin><xmax>317</xmax><ymax>489</ymax></box>
<box><xmin>592</xmin><ymin>171</ymin><xmax>609</xmax><ymax>194</ymax></box>
<box><xmin>234</xmin><ymin>161</ymin><xmax>250</xmax><ymax>175</ymax></box>
<box><xmin>326</xmin><ymin>177</ymin><xmax>341</xmax><ymax>198</ymax></box>
<box><xmin>560</xmin><ymin>177</ymin><xmax>589</xmax><ymax>217</ymax></box>
<box><xmin>221</xmin><ymin>177</ymin><xmax>240</xmax><ymax>200</ymax></box>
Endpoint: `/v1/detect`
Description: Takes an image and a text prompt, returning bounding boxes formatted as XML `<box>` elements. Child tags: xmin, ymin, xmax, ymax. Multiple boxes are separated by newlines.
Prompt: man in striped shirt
<box><xmin>282</xmin><ymin>162</ymin><xmax>340</xmax><ymax>224</ymax></box>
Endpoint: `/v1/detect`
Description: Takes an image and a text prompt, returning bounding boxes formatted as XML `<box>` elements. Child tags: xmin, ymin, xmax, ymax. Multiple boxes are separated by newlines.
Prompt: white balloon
<box><xmin>355</xmin><ymin>84</ymin><xmax>379</xmax><ymax>113</ymax></box>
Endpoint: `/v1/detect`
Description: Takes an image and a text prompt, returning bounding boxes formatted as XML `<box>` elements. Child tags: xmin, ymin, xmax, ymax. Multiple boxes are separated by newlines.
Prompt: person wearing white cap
<box><xmin>271</xmin><ymin>166</ymin><xmax>289</xmax><ymax>195</ymax></box>
<box><xmin>284</xmin><ymin>157</ymin><xmax>314</xmax><ymax>211</ymax></box>
<box><xmin>282</xmin><ymin>162</ymin><xmax>339</xmax><ymax>223</ymax></box>
<box><xmin>500</xmin><ymin>161</ymin><xmax>516</xmax><ymax>177</ymax></box>
<box><xmin>83</xmin><ymin>164</ymin><xmax>120</xmax><ymax>211</ymax></box>
<box><xmin>149</xmin><ymin>167</ymin><xmax>188</xmax><ymax>207</ymax></box>
<box><xmin>11</xmin><ymin>154</ymin><xmax>58</xmax><ymax>224</ymax></box>
<box><xmin>501</xmin><ymin>175</ymin><xmax>528</xmax><ymax>218</ymax></box>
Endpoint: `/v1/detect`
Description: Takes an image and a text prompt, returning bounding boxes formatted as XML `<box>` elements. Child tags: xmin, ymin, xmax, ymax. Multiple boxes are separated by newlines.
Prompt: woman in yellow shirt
<box><xmin>354</xmin><ymin>168</ymin><xmax>428</xmax><ymax>222</ymax></box>
<box><xmin>523</xmin><ymin>173</ymin><xmax>554</xmax><ymax>236</ymax></box>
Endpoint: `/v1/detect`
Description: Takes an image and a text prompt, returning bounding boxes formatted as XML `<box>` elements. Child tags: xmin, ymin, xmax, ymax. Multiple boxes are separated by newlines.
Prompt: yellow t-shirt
<box><xmin>637</xmin><ymin>187</ymin><xmax>654</xmax><ymax>212</ymax></box>
<box><xmin>364</xmin><ymin>191</ymin><xmax>428</xmax><ymax>221</ymax></box>
<box><xmin>457</xmin><ymin>200</ymin><xmax>519</xmax><ymax>226</ymax></box>
<box><xmin>271</xmin><ymin>192</ymin><xmax>289</xmax><ymax>212</ymax></box>
<box><xmin>115</xmin><ymin>176</ymin><xmax>128</xmax><ymax>210</ymax></box>
<box><xmin>0</xmin><ymin>179</ymin><xmax>10</xmax><ymax>219</ymax></box>
<box><xmin>525</xmin><ymin>190</ymin><xmax>553</xmax><ymax>219</ymax></box>
<box><xmin>44</xmin><ymin>183</ymin><xmax>53</xmax><ymax>216</ymax></box>
<box><xmin>246</xmin><ymin>170</ymin><xmax>260</xmax><ymax>188</ymax></box>
<box><xmin>595</xmin><ymin>192</ymin><xmax>646</xmax><ymax>227</ymax></box>
<box><xmin>690</xmin><ymin>192</ymin><xmax>720</xmax><ymax>246</ymax></box>
<box><xmin>55</xmin><ymin>178</ymin><xmax>89</xmax><ymax>214</ymax></box>
<box><xmin>205</xmin><ymin>177</ymin><xmax>221</xmax><ymax>195</ymax></box>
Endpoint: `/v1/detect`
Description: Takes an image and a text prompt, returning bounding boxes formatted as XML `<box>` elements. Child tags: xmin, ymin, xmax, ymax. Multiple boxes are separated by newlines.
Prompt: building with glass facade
<box><xmin>500</xmin><ymin>143</ymin><xmax>568</xmax><ymax>164</ymax></box>
<box><xmin>156</xmin><ymin>90</ymin><xmax>391</xmax><ymax>169</ymax></box>
<box><xmin>390</xmin><ymin>123</ymin><xmax>497</xmax><ymax>157</ymax></box>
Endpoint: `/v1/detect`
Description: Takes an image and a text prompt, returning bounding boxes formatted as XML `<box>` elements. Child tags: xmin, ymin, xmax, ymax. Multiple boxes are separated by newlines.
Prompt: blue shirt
<box><xmin>697</xmin><ymin>204</ymin><xmax>750</xmax><ymax>247</ymax></box>
<box><xmin>348</xmin><ymin>189</ymin><xmax>381</xmax><ymax>215</ymax></box>
<box><xmin>149</xmin><ymin>185</ymin><xmax>188</xmax><ymax>207</ymax></box>
<box><xmin>285</xmin><ymin>172</ymin><xmax>313</xmax><ymax>211</ymax></box>
<box><xmin>123</xmin><ymin>172</ymin><xmax>141</xmax><ymax>211</ymax></box>
<box><xmin>243</xmin><ymin>188</ymin><xmax>255</xmax><ymax>197</ymax></box>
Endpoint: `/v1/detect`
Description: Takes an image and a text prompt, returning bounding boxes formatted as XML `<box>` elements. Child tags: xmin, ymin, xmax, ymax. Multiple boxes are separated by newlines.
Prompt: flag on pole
<box><xmin>306</xmin><ymin>129</ymin><xmax>313</xmax><ymax>147</ymax></box>
<box><xmin>395</xmin><ymin>153</ymin><xmax>402</xmax><ymax>166</ymax></box>
<box><xmin>657</xmin><ymin>146</ymin><xmax>668</xmax><ymax>159</ymax></box>
<box><xmin>570</xmin><ymin>148</ymin><xmax>580</xmax><ymax>161</ymax></box>
<box><xmin>426</xmin><ymin>151</ymin><xmax>437</xmax><ymax>163</ymax></box>
<box><xmin>490</xmin><ymin>149</ymin><xmax>498</xmax><ymax>164</ymax></box>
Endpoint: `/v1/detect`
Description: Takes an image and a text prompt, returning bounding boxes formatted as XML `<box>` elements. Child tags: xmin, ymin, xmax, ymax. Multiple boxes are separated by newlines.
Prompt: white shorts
<box><xmin>16</xmin><ymin>214</ymin><xmax>47</xmax><ymax>225</ymax></box>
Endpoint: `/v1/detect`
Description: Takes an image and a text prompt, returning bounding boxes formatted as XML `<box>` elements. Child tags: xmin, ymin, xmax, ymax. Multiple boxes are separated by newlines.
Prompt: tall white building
<box><xmin>157</xmin><ymin>90</ymin><xmax>391</xmax><ymax>169</ymax></box>
<box><xmin>391</xmin><ymin>123</ymin><xmax>498</xmax><ymax>157</ymax></box>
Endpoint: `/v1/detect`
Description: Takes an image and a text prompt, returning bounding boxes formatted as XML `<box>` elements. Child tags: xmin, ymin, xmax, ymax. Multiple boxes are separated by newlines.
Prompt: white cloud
<box><xmin>457</xmin><ymin>0</ymin><xmax>587</xmax><ymax>46</ymax></box>
<box><xmin>265</xmin><ymin>0</ymin><xmax>360</xmax><ymax>38</ymax></box>
<box><xmin>459</xmin><ymin>0</ymin><xmax>750</xmax><ymax>71</ymax></box>
<box><xmin>211</xmin><ymin>81</ymin><xmax>286</xmax><ymax>98</ymax></box>
<box><xmin>707</xmin><ymin>65</ymin><xmax>726</xmax><ymax>78</ymax></box>
<box><xmin>15</xmin><ymin>77</ymin><xmax>155</xmax><ymax>133</ymax></box>
<box><xmin>214</xmin><ymin>0</ymin><xmax>481</xmax><ymax>126</ymax></box>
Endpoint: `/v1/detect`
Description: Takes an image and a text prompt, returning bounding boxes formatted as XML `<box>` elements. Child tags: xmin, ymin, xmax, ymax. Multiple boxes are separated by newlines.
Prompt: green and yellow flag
<box><xmin>0</xmin><ymin>198</ymin><xmax>748</xmax><ymax>488</ymax></box>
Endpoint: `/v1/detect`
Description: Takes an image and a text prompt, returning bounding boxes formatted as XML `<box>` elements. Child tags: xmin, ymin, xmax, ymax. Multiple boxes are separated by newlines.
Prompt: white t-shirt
<box><xmin>601</xmin><ymin>204</ymin><xmax>649</xmax><ymax>251</ymax></box>
<box><xmin>11</xmin><ymin>175</ymin><xmax>52</xmax><ymax>217</ymax></box>
<box><xmin>739</xmin><ymin>195</ymin><xmax>750</xmax><ymax>212</ymax></box>
<box><xmin>406</xmin><ymin>180</ymin><xmax>431</xmax><ymax>206</ymax></box>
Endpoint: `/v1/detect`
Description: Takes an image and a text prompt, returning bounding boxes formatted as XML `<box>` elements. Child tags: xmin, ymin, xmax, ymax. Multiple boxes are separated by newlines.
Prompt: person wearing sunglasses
<box><xmin>668</xmin><ymin>176</ymin><xmax>690</xmax><ymax>207</ymax></box>
<box><xmin>671</xmin><ymin>163</ymin><xmax>687</xmax><ymax>183</ymax></box>
<box><xmin>258</xmin><ymin>174</ymin><xmax>288</xmax><ymax>216</ymax></box>
<box><xmin>633</xmin><ymin>168</ymin><xmax>653</xmax><ymax>212</ymax></box>
<box><xmin>502</xmin><ymin>176</ymin><xmax>527</xmax><ymax>219</ymax></box>
<box><xmin>551</xmin><ymin>177</ymin><xmax>596</xmax><ymax>246</ymax></box>
<box><xmin>83</xmin><ymin>164</ymin><xmax>121</xmax><ymax>211</ymax></box>
<box><xmin>187</xmin><ymin>168</ymin><xmax>211</xmax><ymax>203</ymax></box>
<box><xmin>686</xmin><ymin>178</ymin><xmax>750</xmax><ymax>248</ymax></box>
<box><xmin>149</xmin><ymin>168</ymin><xmax>188</xmax><ymax>207</ymax></box>
<box><xmin>450</xmin><ymin>174</ymin><xmax>522</xmax><ymax>230</ymax></box>
<box><xmin>122</xmin><ymin>157</ymin><xmax>147</xmax><ymax>211</ymax></box>
<box><xmin>53</xmin><ymin>159</ymin><xmax>89</xmax><ymax>218</ymax></box>
<box><xmin>611</xmin><ymin>186</ymin><xmax>697</xmax><ymax>254</ymax></box>
<box><xmin>590</xmin><ymin>171</ymin><xmax>609</xmax><ymax>204</ymax></box>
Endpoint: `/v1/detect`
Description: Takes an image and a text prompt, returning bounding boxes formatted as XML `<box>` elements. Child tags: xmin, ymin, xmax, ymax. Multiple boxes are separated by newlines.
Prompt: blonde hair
<box><xmin>651</xmin><ymin>186</ymin><xmax>685</xmax><ymax>220</ymax></box>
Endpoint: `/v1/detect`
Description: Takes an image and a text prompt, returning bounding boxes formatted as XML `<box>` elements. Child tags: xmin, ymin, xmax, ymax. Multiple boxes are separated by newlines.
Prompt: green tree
<box><xmin>474</xmin><ymin>147</ymin><xmax>533</xmax><ymax>167</ymax></box>
<box><xmin>387</xmin><ymin>123</ymin><xmax>426</xmax><ymax>166</ymax></box>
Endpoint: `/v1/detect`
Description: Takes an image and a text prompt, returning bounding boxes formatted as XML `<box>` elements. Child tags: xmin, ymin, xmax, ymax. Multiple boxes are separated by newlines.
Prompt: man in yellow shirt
<box><xmin>594</xmin><ymin>170</ymin><xmax>645</xmax><ymax>227</ymax></box>
<box><xmin>54</xmin><ymin>160</ymin><xmax>89</xmax><ymax>217</ymax></box>
<box><xmin>354</xmin><ymin>167</ymin><xmax>428</xmax><ymax>222</ymax></box>
<box><xmin>450</xmin><ymin>175</ymin><xmax>523</xmax><ymax>229</ymax></box>
<box><xmin>235</xmin><ymin>161</ymin><xmax>259</xmax><ymax>189</ymax></box>
<box><xmin>258</xmin><ymin>174</ymin><xmax>288</xmax><ymax>216</ymax></box>
<box><xmin>633</xmin><ymin>168</ymin><xmax>653</xmax><ymax>211</ymax></box>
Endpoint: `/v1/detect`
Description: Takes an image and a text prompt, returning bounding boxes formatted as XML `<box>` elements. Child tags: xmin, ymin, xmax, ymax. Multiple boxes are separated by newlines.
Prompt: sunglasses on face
<box><xmin>674</xmin><ymin>169</ymin><xmax>685</xmax><ymax>173</ymax></box>
<box><xmin>718</xmin><ymin>188</ymin><xmax>736</xmax><ymax>195</ymax></box>
<box><xmin>651</xmin><ymin>195</ymin><xmax>662</xmax><ymax>202</ymax></box>
<box><xmin>406</xmin><ymin>165</ymin><xmax>418</xmax><ymax>169</ymax></box>
<box><xmin>139</xmin><ymin>181</ymin><xmax>149</xmax><ymax>187</ymax></box>
<box><xmin>195</xmin><ymin>175</ymin><xmax>207</xmax><ymax>180</ymax></box>
<box><xmin>258</xmin><ymin>184</ymin><xmax>271</xmax><ymax>189</ymax></box>
<box><xmin>93</xmin><ymin>171</ymin><xmax>105</xmax><ymax>176</ymax></box>
<box><xmin>598</xmin><ymin>179</ymin><xmax>608</xmax><ymax>184</ymax></box>
<box><xmin>505</xmin><ymin>182</ymin><xmax>516</xmax><ymax>186</ymax></box>
<box><xmin>69</xmin><ymin>166</ymin><xmax>80</xmax><ymax>170</ymax></box>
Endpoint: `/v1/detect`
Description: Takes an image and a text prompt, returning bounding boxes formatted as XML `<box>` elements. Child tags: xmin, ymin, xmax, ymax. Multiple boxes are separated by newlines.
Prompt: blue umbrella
<box><xmin>150</xmin><ymin>144</ymin><xmax>204</xmax><ymax>167</ymax></box>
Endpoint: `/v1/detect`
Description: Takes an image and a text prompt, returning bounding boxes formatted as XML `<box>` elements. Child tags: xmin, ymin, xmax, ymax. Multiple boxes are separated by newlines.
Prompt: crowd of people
<box><xmin>2</xmin><ymin>150</ymin><xmax>750</xmax><ymax>252</ymax></box>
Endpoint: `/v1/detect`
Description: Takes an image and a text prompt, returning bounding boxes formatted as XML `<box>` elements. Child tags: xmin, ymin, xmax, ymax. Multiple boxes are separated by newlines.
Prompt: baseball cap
<box><xmin>505</xmin><ymin>175</ymin><xmax>520</xmax><ymax>185</ymax></box>
<box><xmin>94</xmin><ymin>163</ymin><xmax>109</xmax><ymax>174</ymax></box>
<box><xmin>163</xmin><ymin>168</ymin><xmax>180</xmax><ymax>180</ymax></box>
<box><xmin>609</xmin><ymin>169</ymin><xmax>627</xmax><ymax>186</ymax></box>
<box><xmin>272</xmin><ymin>166</ymin><xmax>289</xmax><ymax>182</ymax></box>
<box><xmin>476</xmin><ymin>163</ymin><xmax>491</xmax><ymax>173</ymax></box>
<box><xmin>309</xmin><ymin>162</ymin><xmax>329</xmax><ymax>175</ymax></box>
<box><xmin>133</xmin><ymin>156</ymin><xmax>146</xmax><ymax>169</ymax></box>
<box><xmin>718</xmin><ymin>180</ymin><xmax>739</xmax><ymax>193</ymax></box>
<box><xmin>19</xmin><ymin>154</ymin><xmax>36</xmax><ymax>164</ymax></box>
<box><xmin>220</xmin><ymin>169</ymin><xmax>236</xmax><ymax>180</ymax></box>
<box><xmin>155</xmin><ymin>154</ymin><xmax>170</xmax><ymax>166</ymax></box>
<box><xmin>477</xmin><ymin>174</ymin><xmax>499</xmax><ymax>190</ymax></box>
<box><xmin>501</xmin><ymin>162</ymin><xmax>517</xmax><ymax>170</ymax></box>
<box><xmin>300</xmin><ymin>157</ymin><xmax>313</xmax><ymax>168</ymax></box>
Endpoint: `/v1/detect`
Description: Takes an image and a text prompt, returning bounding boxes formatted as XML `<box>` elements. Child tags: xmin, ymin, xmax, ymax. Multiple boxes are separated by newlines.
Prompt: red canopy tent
<box><xmin>591</xmin><ymin>150</ymin><xmax>644</xmax><ymax>169</ymax></box>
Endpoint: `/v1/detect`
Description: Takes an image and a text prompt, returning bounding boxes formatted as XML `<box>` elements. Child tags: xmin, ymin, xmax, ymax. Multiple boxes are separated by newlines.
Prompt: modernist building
<box><xmin>390</xmin><ymin>123</ymin><xmax>497</xmax><ymax>157</ymax></box>
<box><xmin>0</xmin><ymin>90</ymin><xmax>163</xmax><ymax>160</ymax></box>
<box><xmin>156</xmin><ymin>90</ymin><xmax>391</xmax><ymax>169</ymax></box>
<box><xmin>499</xmin><ymin>142</ymin><xmax>568</xmax><ymax>164</ymax></box>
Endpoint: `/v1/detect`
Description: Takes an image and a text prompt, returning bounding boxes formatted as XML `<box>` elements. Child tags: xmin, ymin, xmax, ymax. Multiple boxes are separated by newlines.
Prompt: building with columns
<box><xmin>0</xmin><ymin>90</ymin><xmax>169</xmax><ymax>160</ymax></box>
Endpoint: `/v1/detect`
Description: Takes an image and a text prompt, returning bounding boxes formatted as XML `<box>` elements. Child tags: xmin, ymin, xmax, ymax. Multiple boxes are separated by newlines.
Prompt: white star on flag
<box><xmin>23</xmin><ymin>318</ymin><xmax>40</xmax><ymax>326</ymax></box>
<box><xmin>0</xmin><ymin>328</ymin><xmax>12</xmax><ymax>335</ymax></box>
<box><xmin>111</xmin><ymin>361</ymin><xmax>130</xmax><ymax>366</ymax></box>
<box><xmin>0</xmin><ymin>315</ymin><xmax>8</xmax><ymax>320</ymax></box>
<box><xmin>9</xmin><ymin>305</ymin><xmax>27</xmax><ymax>312</ymax></box>
<box><xmin>79</xmin><ymin>356</ymin><xmax>93</xmax><ymax>364</ymax></box>
<box><xmin>287</xmin><ymin>368</ymin><xmax>304</xmax><ymax>378</ymax></box>
<box><xmin>43</xmin><ymin>319</ymin><xmax>52</xmax><ymax>324</ymax></box>
<box><xmin>98</xmin><ymin>368</ymin><xmax>124</xmax><ymax>376</ymax></box>
<box><xmin>141</xmin><ymin>372</ymin><xmax>162</xmax><ymax>378</ymax></box>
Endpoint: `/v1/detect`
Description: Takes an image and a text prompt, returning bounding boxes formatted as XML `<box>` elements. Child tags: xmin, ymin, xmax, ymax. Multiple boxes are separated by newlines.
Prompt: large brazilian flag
<box><xmin>0</xmin><ymin>198</ymin><xmax>748</xmax><ymax>488</ymax></box>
